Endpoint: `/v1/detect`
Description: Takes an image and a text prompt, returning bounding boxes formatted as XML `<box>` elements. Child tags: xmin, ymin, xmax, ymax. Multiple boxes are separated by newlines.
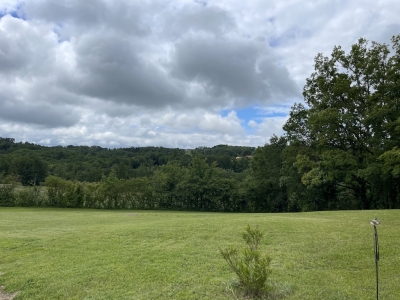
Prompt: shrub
<box><xmin>15</xmin><ymin>186</ymin><xmax>47</xmax><ymax>207</ymax></box>
<box><xmin>45</xmin><ymin>176</ymin><xmax>82</xmax><ymax>208</ymax></box>
<box><xmin>220</xmin><ymin>225</ymin><xmax>271</xmax><ymax>297</ymax></box>
<box><xmin>0</xmin><ymin>184</ymin><xmax>16</xmax><ymax>207</ymax></box>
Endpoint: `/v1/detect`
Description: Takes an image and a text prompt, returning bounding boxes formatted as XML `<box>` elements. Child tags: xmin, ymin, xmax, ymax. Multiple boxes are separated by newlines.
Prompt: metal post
<box><xmin>370</xmin><ymin>218</ymin><xmax>380</xmax><ymax>300</ymax></box>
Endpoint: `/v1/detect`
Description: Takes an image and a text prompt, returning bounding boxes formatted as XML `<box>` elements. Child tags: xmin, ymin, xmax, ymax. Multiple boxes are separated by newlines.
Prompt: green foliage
<box><xmin>3</xmin><ymin>32</ymin><xmax>400</xmax><ymax>216</ymax></box>
<box><xmin>195</xmin><ymin>144</ymin><xmax>255</xmax><ymax>159</ymax></box>
<box><xmin>14</xmin><ymin>186</ymin><xmax>46</xmax><ymax>207</ymax></box>
<box><xmin>246</xmin><ymin>135</ymin><xmax>288</xmax><ymax>212</ymax></box>
<box><xmin>242</xmin><ymin>225</ymin><xmax>263</xmax><ymax>251</ymax></box>
<box><xmin>0</xmin><ymin>184</ymin><xmax>16</xmax><ymax>207</ymax></box>
<box><xmin>0</xmin><ymin>172</ymin><xmax>19</xmax><ymax>184</ymax></box>
<box><xmin>220</xmin><ymin>225</ymin><xmax>272</xmax><ymax>297</ymax></box>
<box><xmin>9</xmin><ymin>154</ymin><xmax>48</xmax><ymax>185</ymax></box>
<box><xmin>45</xmin><ymin>176</ymin><xmax>83</xmax><ymax>208</ymax></box>
<box><xmin>379</xmin><ymin>147</ymin><xmax>400</xmax><ymax>177</ymax></box>
<box><xmin>283</xmin><ymin>34</ymin><xmax>400</xmax><ymax>210</ymax></box>
<box><xmin>0</xmin><ymin>138</ymin><xmax>256</xmax><ymax>212</ymax></box>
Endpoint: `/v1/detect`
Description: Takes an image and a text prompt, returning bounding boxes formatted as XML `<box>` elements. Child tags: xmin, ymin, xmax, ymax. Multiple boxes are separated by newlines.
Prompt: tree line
<box><xmin>0</xmin><ymin>141</ymin><xmax>253</xmax><ymax>184</ymax></box>
<box><xmin>1</xmin><ymin>35</ymin><xmax>400</xmax><ymax>211</ymax></box>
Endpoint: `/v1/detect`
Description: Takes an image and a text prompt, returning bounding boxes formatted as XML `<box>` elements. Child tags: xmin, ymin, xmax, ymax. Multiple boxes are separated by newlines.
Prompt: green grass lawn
<box><xmin>0</xmin><ymin>208</ymin><xmax>399</xmax><ymax>299</ymax></box>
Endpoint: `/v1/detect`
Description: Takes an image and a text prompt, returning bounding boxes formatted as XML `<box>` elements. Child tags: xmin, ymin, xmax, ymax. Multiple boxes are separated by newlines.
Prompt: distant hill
<box><xmin>0</xmin><ymin>137</ymin><xmax>254</xmax><ymax>183</ymax></box>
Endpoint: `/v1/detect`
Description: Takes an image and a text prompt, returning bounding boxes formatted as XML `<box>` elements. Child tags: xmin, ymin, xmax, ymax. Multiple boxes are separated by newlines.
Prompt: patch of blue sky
<box><xmin>0</xmin><ymin>2</ymin><xmax>26</xmax><ymax>20</ymax></box>
<box><xmin>255</xmin><ymin>104</ymin><xmax>291</xmax><ymax>117</ymax></box>
<box><xmin>235</xmin><ymin>106</ymin><xmax>260</xmax><ymax>122</ymax></box>
<box><xmin>238</xmin><ymin>105</ymin><xmax>290</xmax><ymax>120</ymax></box>
<box><xmin>219</xmin><ymin>106</ymin><xmax>255</xmax><ymax>134</ymax></box>
<box><xmin>220</xmin><ymin>104</ymin><xmax>291</xmax><ymax>135</ymax></box>
<box><xmin>236</xmin><ymin>107</ymin><xmax>258</xmax><ymax>134</ymax></box>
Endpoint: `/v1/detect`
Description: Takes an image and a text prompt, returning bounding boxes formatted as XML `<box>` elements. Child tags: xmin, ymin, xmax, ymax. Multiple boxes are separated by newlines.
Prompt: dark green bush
<box><xmin>45</xmin><ymin>176</ymin><xmax>82</xmax><ymax>208</ymax></box>
<box><xmin>0</xmin><ymin>184</ymin><xmax>16</xmax><ymax>207</ymax></box>
<box><xmin>0</xmin><ymin>184</ymin><xmax>16</xmax><ymax>206</ymax></box>
<box><xmin>15</xmin><ymin>186</ymin><xmax>46</xmax><ymax>207</ymax></box>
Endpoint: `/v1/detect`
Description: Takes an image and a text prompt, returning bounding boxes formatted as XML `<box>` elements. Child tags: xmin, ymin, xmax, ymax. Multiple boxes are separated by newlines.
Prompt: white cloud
<box><xmin>0</xmin><ymin>0</ymin><xmax>21</xmax><ymax>14</ymax></box>
<box><xmin>199</xmin><ymin>111</ymin><xmax>244</xmax><ymax>134</ymax></box>
<box><xmin>248</xmin><ymin>120</ymin><xmax>257</xmax><ymax>128</ymax></box>
<box><xmin>0</xmin><ymin>0</ymin><xmax>399</xmax><ymax>148</ymax></box>
<box><xmin>255</xmin><ymin>116</ymin><xmax>288</xmax><ymax>138</ymax></box>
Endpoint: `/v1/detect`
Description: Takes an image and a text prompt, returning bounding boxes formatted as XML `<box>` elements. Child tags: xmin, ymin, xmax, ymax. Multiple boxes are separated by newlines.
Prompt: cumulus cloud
<box><xmin>0</xmin><ymin>0</ymin><xmax>399</xmax><ymax>147</ymax></box>
<box><xmin>0</xmin><ymin>15</ymin><xmax>57</xmax><ymax>75</ymax></box>
<box><xmin>72</xmin><ymin>32</ymin><xmax>184</xmax><ymax>107</ymax></box>
<box><xmin>170</xmin><ymin>36</ymin><xmax>298</xmax><ymax>108</ymax></box>
<box><xmin>162</xmin><ymin>4</ymin><xmax>236</xmax><ymax>38</ymax></box>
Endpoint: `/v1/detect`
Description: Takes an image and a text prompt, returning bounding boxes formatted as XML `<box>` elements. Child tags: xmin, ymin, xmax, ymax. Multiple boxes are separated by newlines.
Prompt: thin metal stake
<box><xmin>370</xmin><ymin>218</ymin><xmax>380</xmax><ymax>300</ymax></box>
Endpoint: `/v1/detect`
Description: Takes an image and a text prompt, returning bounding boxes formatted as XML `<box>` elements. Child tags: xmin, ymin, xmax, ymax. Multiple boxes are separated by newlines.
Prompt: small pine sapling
<box><xmin>219</xmin><ymin>225</ymin><xmax>271</xmax><ymax>297</ymax></box>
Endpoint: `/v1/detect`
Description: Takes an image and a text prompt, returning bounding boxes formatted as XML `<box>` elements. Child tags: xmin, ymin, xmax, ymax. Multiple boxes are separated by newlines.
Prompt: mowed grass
<box><xmin>0</xmin><ymin>208</ymin><xmax>399</xmax><ymax>300</ymax></box>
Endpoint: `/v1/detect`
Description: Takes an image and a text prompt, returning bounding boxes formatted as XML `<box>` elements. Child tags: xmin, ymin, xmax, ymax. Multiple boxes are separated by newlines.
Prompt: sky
<box><xmin>0</xmin><ymin>0</ymin><xmax>399</xmax><ymax>149</ymax></box>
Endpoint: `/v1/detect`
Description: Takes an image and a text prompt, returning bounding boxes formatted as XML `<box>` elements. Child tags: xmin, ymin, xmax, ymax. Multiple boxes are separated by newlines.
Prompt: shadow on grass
<box><xmin>223</xmin><ymin>279</ymin><xmax>293</xmax><ymax>300</ymax></box>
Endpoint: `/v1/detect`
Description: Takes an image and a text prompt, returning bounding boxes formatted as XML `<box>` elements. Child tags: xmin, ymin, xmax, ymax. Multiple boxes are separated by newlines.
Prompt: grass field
<box><xmin>0</xmin><ymin>208</ymin><xmax>399</xmax><ymax>299</ymax></box>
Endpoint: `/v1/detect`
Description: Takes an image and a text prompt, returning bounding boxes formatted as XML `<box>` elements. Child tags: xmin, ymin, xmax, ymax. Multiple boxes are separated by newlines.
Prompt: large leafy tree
<box><xmin>10</xmin><ymin>154</ymin><xmax>48</xmax><ymax>185</ymax></box>
<box><xmin>242</xmin><ymin>135</ymin><xmax>288</xmax><ymax>212</ymax></box>
<box><xmin>285</xmin><ymin>35</ymin><xmax>400</xmax><ymax>209</ymax></box>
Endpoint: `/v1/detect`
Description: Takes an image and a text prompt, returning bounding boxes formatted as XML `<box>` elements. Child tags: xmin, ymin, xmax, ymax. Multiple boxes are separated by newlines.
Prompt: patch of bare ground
<box><xmin>125</xmin><ymin>213</ymin><xmax>139</xmax><ymax>217</ymax></box>
<box><xmin>0</xmin><ymin>273</ymin><xmax>18</xmax><ymax>300</ymax></box>
<box><xmin>0</xmin><ymin>286</ymin><xmax>18</xmax><ymax>300</ymax></box>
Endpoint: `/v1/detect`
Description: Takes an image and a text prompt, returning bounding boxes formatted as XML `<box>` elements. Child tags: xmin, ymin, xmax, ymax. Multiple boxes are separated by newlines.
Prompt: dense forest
<box><xmin>1</xmin><ymin>35</ymin><xmax>400</xmax><ymax>212</ymax></box>
<box><xmin>0</xmin><ymin>139</ymin><xmax>253</xmax><ymax>183</ymax></box>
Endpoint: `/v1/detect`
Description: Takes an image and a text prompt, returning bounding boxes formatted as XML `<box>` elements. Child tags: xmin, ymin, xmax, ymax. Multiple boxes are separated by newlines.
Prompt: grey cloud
<box><xmin>171</xmin><ymin>37</ymin><xmax>260</xmax><ymax>97</ymax></box>
<box><xmin>257</xmin><ymin>58</ymin><xmax>300</xmax><ymax>99</ymax></box>
<box><xmin>0</xmin><ymin>15</ymin><xmax>80</xmax><ymax>128</ymax></box>
<box><xmin>170</xmin><ymin>36</ymin><xmax>298</xmax><ymax>106</ymax></box>
<box><xmin>0</xmin><ymin>21</ymin><xmax>30</xmax><ymax>72</ymax></box>
<box><xmin>2</xmin><ymin>0</ymin><xmax>398</xmax><ymax>149</ymax></box>
<box><xmin>368</xmin><ymin>23</ymin><xmax>400</xmax><ymax>44</ymax></box>
<box><xmin>140</xmin><ymin>118</ymin><xmax>152</xmax><ymax>126</ymax></box>
<box><xmin>9</xmin><ymin>0</ymin><xmax>298</xmax><ymax>113</ymax></box>
<box><xmin>0</xmin><ymin>15</ymin><xmax>56</xmax><ymax>76</ymax></box>
<box><xmin>35</xmin><ymin>86</ymin><xmax>82</xmax><ymax>106</ymax></box>
<box><xmin>22</xmin><ymin>0</ymin><xmax>151</xmax><ymax>39</ymax></box>
<box><xmin>23</xmin><ymin>1</ymin><xmax>106</xmax><ymax>25</ymax></box>
<box><xmin>0</xmin><ymin>100</ymin><xmax>79</xmax><ymax>127</ymax></box>
<box><xmin>163</xmin><ymin>4</ymin><xmax>235</xmax><ymax>38</ymax></box>
<box><xmin>73</xmin><ymin>33</ymin><xmax>184</xmax><ymax>107</ymax></box>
